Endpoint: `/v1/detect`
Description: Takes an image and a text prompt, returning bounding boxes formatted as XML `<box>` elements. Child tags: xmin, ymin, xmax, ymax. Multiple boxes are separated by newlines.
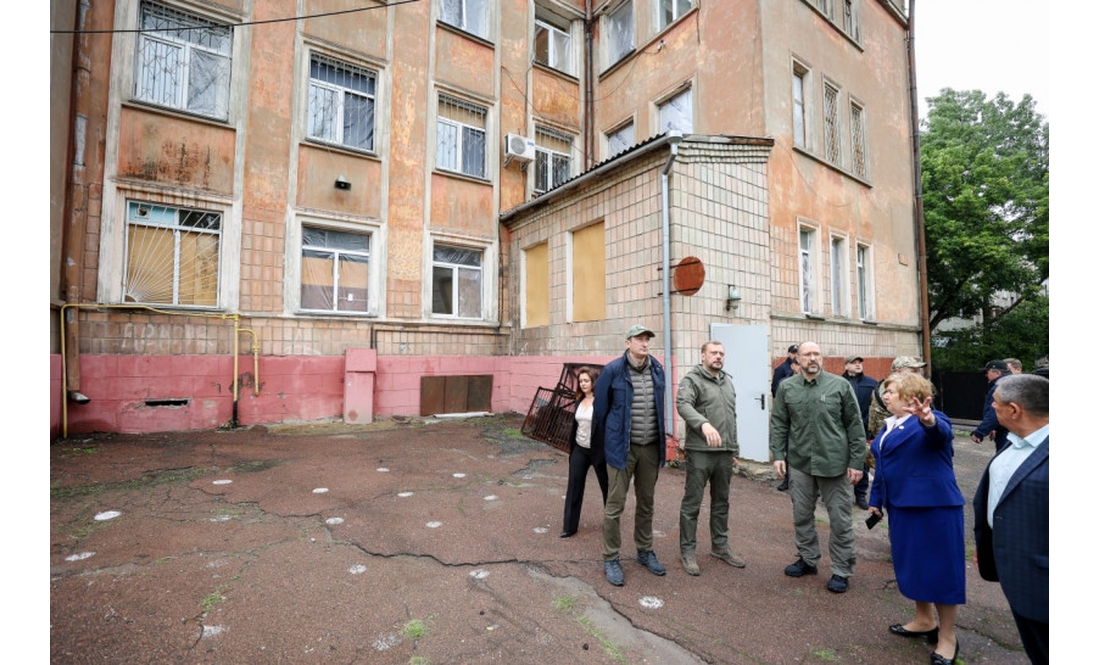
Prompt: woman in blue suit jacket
<box><xmin>868</xmin><ymin>372</ymin><xmax>965</xmax><ymax>665</ymax></box>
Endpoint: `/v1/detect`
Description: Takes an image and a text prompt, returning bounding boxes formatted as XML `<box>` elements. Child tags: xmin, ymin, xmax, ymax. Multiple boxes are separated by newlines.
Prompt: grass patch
<box><xmin>409</xmin><ymin>658</ymin><xmax>430</xmax><ymax>665</ymax></box>
<box><xmin>812</xmin><ymin>648</ymin><xmax>839</xmax><ymax>661</ymax></box>
<box><xmin>200</xmin><ymin>584</ymin><xmax>229</xmax><ymax>613</ymax></box>
<box><xmin>56</xmin><ymin>446</ymin><xmax>99</xmax><ymax>459</ymax></box>
<box><xmin>51</xmin><ymin>467</ymin><xmax>211</xmax><ymax>500</ymax></box>
<box><xmin>577</xmin><ymin>615</ymin><xmax>627</xmax><ymax>664</ymax></box>
<box><xmin>553</xmin><ymin>594</ymin><xmax>577</xmax><ymax>612</ymax></box>
<box><xmin>404</xmin><ymin>618</ymin><xmax>430</xmax><ymax>640</ymax></box>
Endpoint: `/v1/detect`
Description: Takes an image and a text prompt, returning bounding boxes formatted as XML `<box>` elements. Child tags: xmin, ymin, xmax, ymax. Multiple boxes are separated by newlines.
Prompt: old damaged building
<box><xmin>51</xmin><ymin>0</ymin><xmax>923</xmax><ymax>459</ymax></box>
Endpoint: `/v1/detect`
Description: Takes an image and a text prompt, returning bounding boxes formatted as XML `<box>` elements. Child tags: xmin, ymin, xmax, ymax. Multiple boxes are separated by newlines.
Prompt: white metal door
<box><xmin>710</xmin><ymin>323</ymin><xmax>770</xmax><ymax>462</ymax></box>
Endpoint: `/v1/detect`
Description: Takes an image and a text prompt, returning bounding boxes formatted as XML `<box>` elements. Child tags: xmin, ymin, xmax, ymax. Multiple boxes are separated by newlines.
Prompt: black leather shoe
<box><xmin>930</xmin><ymin>642</ymin><xmax>958</xmax><ymax>665</ymax></box>
<box><xmin>784</xmin><ymin>558</ymin><xmax>817</xmax><ymax>577</ymax></box>
<box><xmin>776</xmin><ymin>480</ymin><xmax>789</xmax><ymax>491</ymax></box>
<box><xmin>826</xmin><ymin>574</ymin><xmax>849</xmax><ymax>593</ymax></box>
<box><xmin>559</xmin><ymin>530</ymin><xmax>576</xmax><ymax>538</ymax></box>
<box><xmin>855</xmin><ymin>495</ymin><xmax>869</xmax><ymax>510</ymax></box>
<box><xmin>889</xmin><ymin>624</ymin><xmax>939</xmax><ymax>644</ymax></box>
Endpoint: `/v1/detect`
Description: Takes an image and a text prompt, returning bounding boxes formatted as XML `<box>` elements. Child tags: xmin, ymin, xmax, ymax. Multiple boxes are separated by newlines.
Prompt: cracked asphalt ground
<box><xmin>50</xmin><ymin>413</ymin><xmax>1030</xmax><ymax>664</ymax></box>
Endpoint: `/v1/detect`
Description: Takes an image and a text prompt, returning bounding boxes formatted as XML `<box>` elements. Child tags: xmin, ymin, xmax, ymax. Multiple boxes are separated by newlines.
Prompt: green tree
<box><xmin>931</xmin><ymin>295</ymin><xmax>1049</xmax><ymax>372</ymax></box>
<box><xmin>921</xmin><ymin>89</ymin><xmax>1049</xmax><ymax>334</ymax></box>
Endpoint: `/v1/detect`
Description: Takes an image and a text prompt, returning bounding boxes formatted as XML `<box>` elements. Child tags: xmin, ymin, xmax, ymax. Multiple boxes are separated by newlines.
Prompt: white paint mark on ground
<box><xmin>426</xmin><ymin>521</ymin><xmax>443</xmax><ymax>528</ymax></box>
<box><xmin>325</xmin><ymin>517</ymin><xmax>344</xmax><ymax>525</ymax></box>
<box><xmin>452</xmin><ymin>472</ymin><xmax>466</xmax><ymax>478</ymax></box>
<box><xmin>212</xmin><ymin>479</ymin><xmax>232</xmax><ymax>485</ymax></box>
<box><xmin>94</xmin><ymin>510</ymin><xmax>121</xmax><ymax>521</ymax></box>
<box><xmin>372</xmin><ymin>634</ymin><xmax>399</xmax><ymax>651</ymax></box>
<box><xmin>397</xmin><ymin>491</ymin><xmax>413</xmax><ymax>497</ymax></box>
<box><xmin>483</xmin><ymin>495</ymin><xmax>498</xmax><ymax>501</ymax></box>
<box><xmin>348</xmin><ymin>564</ymin><xmax>367</xmax><ymax>574</ymax></box>
<box><xmin>376</xmin><ymin>467</ymin><xmax>389</xmax><ymax>472</ymax></box>
<box><xmin>202</xmin><ymin>625</ymin><xmax>226</xmax><ymax>638</ymax></box>
<box><xmin>639</xmin><ymin>596</ymin><xmax>664</xmax><ymax>609</ymax></box>
<box><xmin>312</xmin><ymin>488</ymin><xmax>329</xmax><ymax>494</ymax></box>
<box><xmin>209</xmin><ymin>515</ymin><xmax>232</xmax><ymax>522</ymax></box>
<box><xmin>470</xmin><ymin>569</ymin><xmax>490</xmax><ymax>579</ymax></box>
<box><xmin>65</xmin><ymin>552</ymin><xmax>95</xmax><ymax>562</ymax></box>
<box><xmin>533</xmin><ymin>527</ymin><xmax>548</xmax><ymax>534</ymax></box>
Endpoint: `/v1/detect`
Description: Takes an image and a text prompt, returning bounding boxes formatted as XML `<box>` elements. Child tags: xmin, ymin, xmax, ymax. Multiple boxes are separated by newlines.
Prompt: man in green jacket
<box><xmin>770</xmin><ymin>341</ymin><xmax>866</xmax><ymax>593</ymax></box>
<box><xmin>676</xmin><ymin>340</ymin><xmax>745</xmax><ymax>576</ymax></box>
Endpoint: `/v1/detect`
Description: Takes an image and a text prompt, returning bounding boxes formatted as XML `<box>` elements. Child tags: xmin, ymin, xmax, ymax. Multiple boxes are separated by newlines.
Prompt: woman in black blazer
<box><xmin>560</xmin><ymin>367</ymin><xmax>609</xmax><ymax>538</ymax></box>
<box><xmin>868</xmin><ymin>372</ymin><xmax>965</xmax><ymax>665</ymax></box>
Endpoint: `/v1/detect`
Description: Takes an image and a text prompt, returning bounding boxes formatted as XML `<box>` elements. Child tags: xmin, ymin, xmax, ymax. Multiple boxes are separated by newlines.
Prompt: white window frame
<box><xmin>440</xmin><ymin>0</ymin><xmax>489</xmax><ymax>40</ymax></box>
<box><xmin>856</xmin><ymin>243</ymin><xmax>874</xmax><ymax>320</ymax></box>
<box><xmin>606</xmin><ymin>2</ymin><xmax>634</xmax><ymax>67</ymax></box>
<box><xmin>849</xmin><ymin>98</ymin><xmax>868</xmax><ymax>179</ymax></box>
<box><xmin>534</xmin><ymin>126</ymin><xmax>573</xmax><ymax>194</ymax></box>
<box><xmin>436</xmin><ymin>94</ymin><xmax>488</xmax><ymax>179</ymax></box>
<box><xmin>792</xmin><ymin>62</ymin><xmax>808</xmax><ymax>149</ymax></box>
<box><xmin>133</xmin><ymin>1</ymin><xmax>233</xmax><ymax>121</ymax></box>
<box><xmin>657</xmin><ymin>0</ymin><xmax>693</xmax><ymax>31</ymax></box>
<box><xmin>431</xmin><ymin>242</ymin><xmax>485</xmax><ymax>319</ymax></box>
<box><xmin>534</xmin><ymin>16</ymin><xmax>574</xmax><ymax>76</ymax></box>
<box><xmin>298</xmin><ymin>224</ymin><xmax>376</xmax><ymax>315</ymax></box>
<box><xmin>306</xmin><ymin>53</ymin><xmax>377</xmax><ymax>153</ymax></box>
<box><xmin>842</xmin><ymin>0</ymin><xmax>860</xmax><ymax>41</ymax></box>
<box><xmin>606</xmin><ymin>122</ymin><xmax>635</xmax><ymax>158</ymax></box>
<box><xmin>657</xmin><ymin>87</ymin><xmax>693</xmax><ymax>134</ymax></box>
<box><xmin>122</xmin><ymin>199</ymin><xmax>223</xmax><ymax>309</ymax></box>
<box><xmin>799</xmin><ymin>226</ymin><xmax>818</xmax><ymax>315</ymax></box>
<box><xmin>830</xmin><ymin>235</ymin><xmax>850</xmax><ymax>317</ymax></box>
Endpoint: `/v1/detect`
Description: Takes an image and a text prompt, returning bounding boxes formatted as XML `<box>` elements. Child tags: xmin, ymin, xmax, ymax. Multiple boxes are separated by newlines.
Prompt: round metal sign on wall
<box><xmin>671</xmin><ymin>256</ymin><xmax>705</xmax><ymax>296</ymax></box>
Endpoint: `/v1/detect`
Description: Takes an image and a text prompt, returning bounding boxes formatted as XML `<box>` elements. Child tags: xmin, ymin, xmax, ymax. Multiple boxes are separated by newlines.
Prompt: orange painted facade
<box><xmin>51</xmin><ymin>1</ymin><xmax>922</xmax><ymax>438</ymax></box>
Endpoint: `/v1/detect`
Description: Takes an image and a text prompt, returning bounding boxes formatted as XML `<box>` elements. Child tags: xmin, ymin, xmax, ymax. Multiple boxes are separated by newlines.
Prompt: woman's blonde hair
<box><xmin>883</xmin><ymin>371</ymin><xmax>934</xmax><ymax>404</ymax></box>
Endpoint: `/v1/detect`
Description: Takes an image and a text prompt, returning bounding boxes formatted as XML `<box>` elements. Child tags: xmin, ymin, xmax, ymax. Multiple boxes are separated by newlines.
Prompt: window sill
<box><xmin>532</xmin><ymin>60</ymin><xmax>579</xmax><ymax>83</ymax></box>
<box><xmin>122</xmin><ymin>99</ymin><xmax>233</xmax><ymax>129</ymax></box>
<box><xmin>432</xmin><ymin>168</ymin><xmax>492</xmax><ymax>186</ymax></box>
<box><xmin>437</xmin><ymin>20</ymin><xmax>495</xmax><ymax>48</ymax></box>
<box><xmin>302</xmin><ymin>138</ymin><xmax>380</xmax><ymax>161</ymax></box>
<box><xmin>792</xmin><ymin>145</ymin><xmax>871</xmax><ymax>187</ymax></box>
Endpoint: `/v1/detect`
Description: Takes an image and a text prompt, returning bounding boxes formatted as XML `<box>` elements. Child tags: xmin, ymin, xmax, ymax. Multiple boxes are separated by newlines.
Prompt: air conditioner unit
<box><xmin>504</xmin><ymin>133</ymin><xmax>536</xmax><ymax>162</ymax></box>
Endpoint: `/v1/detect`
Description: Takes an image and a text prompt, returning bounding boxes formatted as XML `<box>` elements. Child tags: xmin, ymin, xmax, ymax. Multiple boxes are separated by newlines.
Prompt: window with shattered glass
<box><xmin>134</xmin><ymin>1</ymin><xmax>232</xmax><ymax>120</ymax></box>
<box><xmin>440</xmin><ymin>0</ymin><xmax>489</xmax><ymax>40</ymax></box>
<box><xmin>308</xmin><ymin>54</ymin><xmax>376</xmax><ymax>152</ymax></box>
<box><xmin>606</xmin><ymin>2</ymin><xmax>634</xmax><ymax>66</ymax></box>
<box><xmin>432</xmin><ymin>244</ymin><xmax>483</xmax><ymax>318</ymax></box>
<box><xmin>123</xmin><ymin>201</ymin><xmax>221</xmax><ymax>307</ymax></box>
<box><xmin>658</xmin><ymin>88</ymin><xmax>693</xmax><ymax>133</ymax></box>
<box><xmin>300</xmin><ymin>226</ymin><xmax>371</xmax><ymax>313</ymax></box>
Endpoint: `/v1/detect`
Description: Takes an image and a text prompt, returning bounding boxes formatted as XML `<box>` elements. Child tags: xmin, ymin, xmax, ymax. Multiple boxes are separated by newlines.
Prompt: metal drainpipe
<box><xmin>906</xmin><ymin>0</ymin><xmax>933</xmax><ymax>372</ymax></box>
<box><xmin>660</xmin><ymin>131</ymin><xmax>683</xmax><ymax>428</ymax></box>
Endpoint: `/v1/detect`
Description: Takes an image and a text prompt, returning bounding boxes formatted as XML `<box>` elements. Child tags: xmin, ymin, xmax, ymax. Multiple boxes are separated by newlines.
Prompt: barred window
<box><xmin>534</xmin><ymin>127</ymin><xmax>573</xmax><ymax>193</ymax></box>
<box><xmin>134</xmin><ymin>1</ymin><xmax>232</xmax><ymax>120</ymax></box>
<box><xmin>850</xmin><ymin>101</ymin><xmax>867</xmax><ymax>178</ymax></box>
<box><xmin>300</xmin><ymin>226</ymin><xmax>371</xmax><ymax>313</ymax></box>
<box><xmin>308</xmin><ymin>54</ymin><xmax>376</xmax><ymax>152</ymax></box>
<box><xmin>124</xmin><ymin>201</ymin><xmax>221</xmax><ymax>307</ymax></box>
<box><xmin>823</xmin><ymin>82</ymin><xmax>841</xmax><ymax>165</ymax></box>
<box><xmin>436</xmin><ymin>95</ymin><xmax>487</xmax><ymax>178</ymax></box>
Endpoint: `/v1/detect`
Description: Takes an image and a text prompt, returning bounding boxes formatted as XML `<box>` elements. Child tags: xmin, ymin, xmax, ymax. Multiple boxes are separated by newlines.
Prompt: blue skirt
<box><xmin>887</xmin><ymin>505</ymin><xmax>966</xmax><ymax>605</ymax></box>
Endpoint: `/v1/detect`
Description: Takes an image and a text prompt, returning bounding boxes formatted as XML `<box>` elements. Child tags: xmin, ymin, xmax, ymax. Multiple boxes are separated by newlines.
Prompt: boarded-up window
<box><xmin>124</xmin><ymin>201</ymin><xmax>220</xmax><ymax>307</ymax></box>
<box><xmin>572</xmin><ymin>222</ymin><xmax>606</xmax><ymax>322</ymax></box>
<box><xmin>524</xmin><ymin>242</ymin><xmax>549</xmax><ymax>327</ymax></box>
